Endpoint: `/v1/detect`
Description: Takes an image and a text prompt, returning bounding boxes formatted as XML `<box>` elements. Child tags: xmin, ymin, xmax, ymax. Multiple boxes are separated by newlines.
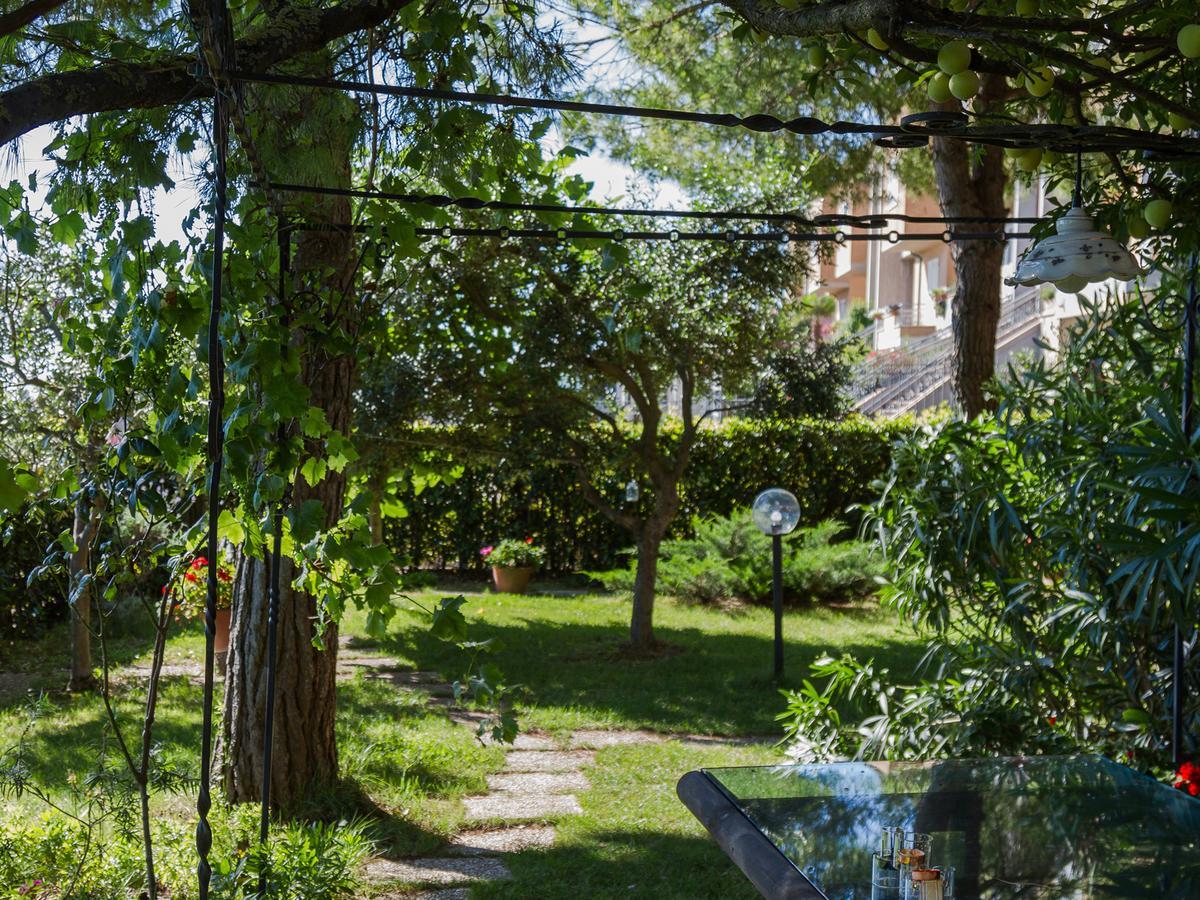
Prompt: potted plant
<box><xmin>481</xmin><ymin>538</ymin><xmax>545</xmax><ymax>594</ymax></box>
<box><xmin>931</xmin><ymin>286</ymin><xmax>953</xmax><ymax>318</ymax></box>
<box><xmin>172</xmin><ymin>555</ymin><xmax>235</xmax><ymax>670</ymax></box>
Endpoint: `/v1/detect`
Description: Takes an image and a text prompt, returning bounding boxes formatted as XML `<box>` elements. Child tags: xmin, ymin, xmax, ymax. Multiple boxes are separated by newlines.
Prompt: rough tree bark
<box><xmin>67</xmin><ymin>487</ymin><xmax>105</xmax><ymax>692</ymax></box>
<box><xmin>220</xmin><ymin>54</ymin><xmax>358</xmax><ymax>810</ymax></box>
<box><xmin>930</xmin><ymin>75</ymin><xmax>1009</xmax><ymax>418</ymax></box>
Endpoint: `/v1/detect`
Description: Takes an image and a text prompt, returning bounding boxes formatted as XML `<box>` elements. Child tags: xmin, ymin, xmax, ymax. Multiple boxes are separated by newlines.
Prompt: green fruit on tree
<box><xmin>808</xmin><ymin>44</ymin><xmax>828</xmax><ymax>66</ymax></box>
<box><xmin>866</xmin><ymin>28</ymin><xmax>889</xmax><ymax>51</ymax></box>
<box><xmin>1004</xmin><ymin>146</ymin><xmax>1029</xmax><ymax>158</ymax></box>
<box><xmin>1127</xmin><ymin>215</ymin><xmax>1150</xmax><ymax>240</ymax></box>
<box><xmin>927</xmin><ymin>72</ymin><xmax>952</xmax><ymax>103</ymax></box>
<box><xmin>1178</xmin><ymin>24</ymin><xmax>1200</xmax><ymax>59</ymax></box>
<box><xmin>1169</xmin><ymin>112</ymin><xmax>1196</xmax><ymax>130</ymax></box>
<box><xmin>1144</xmin><ymin>198</ymin><xmax>1173</xmax><ymax>230</ymax></box>
<box><xmin>1026</xmin><ymin>65</ymin><xmax>1055</xmax><ymax>97</ymax></box>
<box><xmin>949</xmin><ymin>69</ymin><xmax>980</xmax><ymax>100</ymax></box>
<box><xmin>1017</xmin><ymin>148</ymin><xmax>1043</xmax><ymax>172</ymax></box>
<box><xmin>751</xmin><ymin>28</ymin><xmax>768</xmax><ymax>44</ymax></box>
<box><xmin>938</xmin><ymin>40</ymin><xmax>972</xmax><ymax>75</ymax></box>
<box><xmin>1016</xmin><ymin>0</ymin><xmax>1038</xmax><ymax>14</ymax></box>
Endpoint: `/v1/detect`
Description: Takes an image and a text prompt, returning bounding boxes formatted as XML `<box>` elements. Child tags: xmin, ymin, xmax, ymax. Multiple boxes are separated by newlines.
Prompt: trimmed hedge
<box><xmin>383</xmin><ymin>416</ymin><xmax>915</xmax><ymax>574</ymax></box>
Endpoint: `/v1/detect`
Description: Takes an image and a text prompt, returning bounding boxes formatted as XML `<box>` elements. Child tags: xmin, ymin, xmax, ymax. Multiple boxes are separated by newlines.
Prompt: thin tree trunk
<box><xmin>220</xmin><ymin>49</ymin><xmax>357</xmax><ymax>810</ymax></box>
<box><xmin>630</xmin><ymin>525</ymin><xmax>663</xmax><ymax>650</ymax></box>
<box><xmin>931</xmin><ymin>74</ymin><xmax>1009</xmax><ymax>418</ymax></box>
<box><xmin>68</xmin><ymin>490</ymin><xmax>105</xmax><ymax>692</ymax></box>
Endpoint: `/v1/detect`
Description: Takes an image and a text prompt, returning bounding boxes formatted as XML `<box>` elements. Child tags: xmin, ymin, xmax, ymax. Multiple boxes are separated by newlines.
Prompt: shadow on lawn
<box><xmin>378</xmin><ymin>610</ymin><xmax>924</xmax><ymax>737</ymax></box>
<box><xmin>474</xmin><ymin>829</ymin><xmax>761</xmax><ymax>900</ymax></box>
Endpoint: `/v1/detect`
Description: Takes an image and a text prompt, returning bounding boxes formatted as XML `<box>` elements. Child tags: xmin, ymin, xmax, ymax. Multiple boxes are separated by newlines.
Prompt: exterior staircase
<box><xmin>850</xmin><ymin>288</ymin><xmax>1043</xmax><ymax>417</ymax></box>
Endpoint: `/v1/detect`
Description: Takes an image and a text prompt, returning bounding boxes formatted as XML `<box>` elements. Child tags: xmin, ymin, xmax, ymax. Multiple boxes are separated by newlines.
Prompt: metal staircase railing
<box><xmin>851</xmin><ymin>288</ymin><xmax>1042</xmax><ymax>416</ymax></box>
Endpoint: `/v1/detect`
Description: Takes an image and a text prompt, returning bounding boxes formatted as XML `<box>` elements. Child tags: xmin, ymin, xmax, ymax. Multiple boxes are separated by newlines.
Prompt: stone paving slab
<box><xmin>462</xmin><ymin>793</ymin><xmax>582</xmax><ymax>822</ymax></box>
<box><xmin>448</xmin><ymin>825</ymin><xmax>557</xmax><ymax>856</ymax></box>
<box><xmin>377</xmin><ymin>888</ymin><xmax>470</xmax><ymax>900</ymax></box>
<box><xmin>677</xmin><ymin>734</ymin><xmax>775</xmax><ymax>748</ymax></box>
<box><xmin>567</xmin><ymin>728</ymin><xmax>665</xmax><ymax>749</ymax></box>
<box><xmin>487</xmin><ymin>771</ymin><xmax>589</xmax><ymax>794</ymax></box>
<box><xmin>336</xmin><ymin>655</ymin><xmax>406</xmax><ymax>672</ymax></box>
<box><xmin>508</xmin><ymin>732</ymin><xmax>558</xmax><ymax>750</ymax></box>
<box><xmin>386</xmin><ymin>670</ymin><xmax>446</xmax><ymax>686</ymax></box>
<box><xmin>364</xmin><ymin>857</ymin><xmax>510</xmax><ymax>886</ymax></box>
<box><xmin>503</xmin><ymin>749</ymin><xmax>595</xmax><ymax>773</ymax></box>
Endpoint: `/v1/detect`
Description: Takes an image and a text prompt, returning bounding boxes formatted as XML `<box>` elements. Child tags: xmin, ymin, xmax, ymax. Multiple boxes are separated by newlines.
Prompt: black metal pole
<box><xmin>1175</xmin><ymin>253</ymin><xmax>1199</xmax><ymax>768</ymax></box>
<box><xmin>772</xmin><ymin>531</ymin><xmax>784</xmax><ymax>679</ymax></box>
<box><xmin>257</xmin><ymin>226</ymin><xmax>290</xmax><ymax>896</ymax></box>
<box><xmin>197</xmin><ymin>86</ymin><xmax>229</xmax><ymax>900</ymax></box>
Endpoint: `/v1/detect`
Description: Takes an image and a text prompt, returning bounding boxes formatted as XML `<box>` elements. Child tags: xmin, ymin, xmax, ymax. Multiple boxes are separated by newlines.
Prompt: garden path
<box><xmin>344</xmin><ymin>646</ymin><xmax>769</xmax><ymax>898</ymax></box>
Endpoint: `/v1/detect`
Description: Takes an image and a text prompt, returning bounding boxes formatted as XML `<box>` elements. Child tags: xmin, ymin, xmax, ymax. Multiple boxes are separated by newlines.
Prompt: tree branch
<box><xmin>0</xmin><ymin>0</ymin><xmax>66</xmax><ymax>39</ymax></box>
<box><xmin>0</xmin><ymin>0</ymin><xmax>418</xmax><ymax>145</ymax></box>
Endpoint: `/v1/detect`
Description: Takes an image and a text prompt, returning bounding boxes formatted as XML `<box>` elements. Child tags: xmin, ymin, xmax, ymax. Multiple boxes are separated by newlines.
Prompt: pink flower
<box><xmin>480</xmin><ymin>546</ymin><xmax>493</xmax><ymax>557</ymax></box>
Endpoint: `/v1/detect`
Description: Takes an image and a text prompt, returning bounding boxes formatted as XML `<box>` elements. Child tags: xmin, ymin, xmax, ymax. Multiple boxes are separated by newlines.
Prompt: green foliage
<box><xmin>748</xmin><ymin>337</ymin><xmax>856</xmax><ymax>421</ymax></box>
<box><xmin>384</xmin><ymin>417</ymin><xmax>912</xmax><ymax>573</ymax></box>
<box><xmin>780</xmin><ymin>288</ymin><xmax>1200</xmax><ymax>769</ymax></box>
<box><xmin>0</xmin><ymin>810</ymin><xmax>374</xmax><ymax>899</ymax></box>
<box><xmin>593</xmin><ymin>513</ymin><xmax>879</xmax><ymax>607</ymax></box>
<box><xmin>482</xmin><ymin>538</ymin><xmax>546</xmax><ymax>569</ymax></box>
<box><xmin>0</xmin><ymin>503</ymin><xmax>70</xmax><ymax>648</ymax></box>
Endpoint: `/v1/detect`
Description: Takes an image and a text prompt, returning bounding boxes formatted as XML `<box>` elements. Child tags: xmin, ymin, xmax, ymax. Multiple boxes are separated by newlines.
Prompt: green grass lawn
<box><xmin>346</xmin><ymin>588</ymin><xmax>923</xmax><ymax>738</ymax></box>
<box><xmin>0</xmin><ymin>588</ymin><xmax>921</xmax><ymax>898</ymax></box>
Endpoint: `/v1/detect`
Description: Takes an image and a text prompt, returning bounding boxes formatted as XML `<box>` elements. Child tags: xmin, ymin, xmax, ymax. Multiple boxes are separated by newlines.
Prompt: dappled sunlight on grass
<box><xmin>344</xmin><ymin>589</ymin><xmax>922</xmax><ymax>738</ymax></box>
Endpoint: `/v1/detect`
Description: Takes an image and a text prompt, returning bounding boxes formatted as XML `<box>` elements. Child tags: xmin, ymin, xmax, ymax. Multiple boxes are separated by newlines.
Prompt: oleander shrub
<box><xmin>779</xmin><ymin>291</ymin><xmax>1200</xmax><ymax>772</ymax></box>
<box><xmin>592</xmin><ymin>511</ymin><xmax>880</xmax><ymax>606</ymax></box>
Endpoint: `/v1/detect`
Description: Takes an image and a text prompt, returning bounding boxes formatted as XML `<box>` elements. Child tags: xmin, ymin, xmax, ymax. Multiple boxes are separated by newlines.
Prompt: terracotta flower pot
<box><xmin>492</xmin><ymin>566</ymin><xmax>534</xmax><ymax>594</ymax></box>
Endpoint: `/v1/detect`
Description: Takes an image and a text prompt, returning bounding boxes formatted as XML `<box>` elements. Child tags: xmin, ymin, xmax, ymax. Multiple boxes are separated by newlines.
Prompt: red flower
<box><xmin>185</xmin><ymin>571</ymin><xmax>197</xmax><ymax>582</ymax></box>
<box><xmin>1047</xmin><ymin>715</ymin><xmax>1057</xmax><ymax>726</ymax></box>
<box><xmin>1190</xmin><ymin>783</ymin><xmax>1199</xmax><ymax>797</ymax></box>
<box><xmin>192</xmin><ymin>557</ymin><xmax>208</xmax><ymax>569</ymax></box>
<box><xmin>1181</xmin><ymin>761</ymin><xmax>1199</xmax><ymax>782</ymax></box>
<box><xmin>161</xmin><ymin>585</ymin><xmax>169</xmax><ymax>595</ymax></box>
<box><xmin>525</xmin><ymin>537</ymin><xmax>534</xmax><ymax>544</ymax></box>
<box><xmin>217</xmin><ymin>569</ymin><xmax>232</xmax><ymax>582</ymax></box>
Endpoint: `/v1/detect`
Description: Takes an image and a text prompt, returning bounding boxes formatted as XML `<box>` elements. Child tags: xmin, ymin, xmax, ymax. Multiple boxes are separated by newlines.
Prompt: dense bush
<box><xmin>384</xmin><ymin>417</ymin><xmax>912</xmax><ymax>574</ymax></box>
<box><xmin>592</xmin><ymin>512</ymin><xmax>880</xmax><ymax>606</ymax></box>
<box><xmin>0</xmin><ymin>503</ymin><xmax>70</xmax><ymax>650</ymax></box>
<box><xmin>779</xmin><ymin>293</ymin><xmax>1200</xmax><ymax>772</ymax></box>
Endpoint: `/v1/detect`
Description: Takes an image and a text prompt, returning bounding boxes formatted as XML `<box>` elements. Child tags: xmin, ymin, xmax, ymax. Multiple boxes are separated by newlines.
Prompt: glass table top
<box><xmin>704</xmin><ymin>755</ymin><xmax>1200</xmax><ymax>899</ymax></box>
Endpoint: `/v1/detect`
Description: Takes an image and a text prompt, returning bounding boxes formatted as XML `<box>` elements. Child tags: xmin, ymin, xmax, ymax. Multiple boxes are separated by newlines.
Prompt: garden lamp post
<box><xmin>752</xmin><ymin>488</ymin><xmax>801</xmax><ymax>679</ymax></box>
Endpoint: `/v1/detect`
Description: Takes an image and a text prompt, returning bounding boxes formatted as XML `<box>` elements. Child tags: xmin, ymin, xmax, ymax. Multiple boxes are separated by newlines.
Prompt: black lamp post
<box><xmin>752</xmin><ymin>488</ymin><xmax>800</xmax><ymax>679</ymax></box>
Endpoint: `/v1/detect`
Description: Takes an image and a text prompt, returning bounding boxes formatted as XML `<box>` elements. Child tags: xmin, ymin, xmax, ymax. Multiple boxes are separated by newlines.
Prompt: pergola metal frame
<box><xmin>185</xmin><ymin>7</ymin><xmax>1200</xmax><ymax>898</ymax></box>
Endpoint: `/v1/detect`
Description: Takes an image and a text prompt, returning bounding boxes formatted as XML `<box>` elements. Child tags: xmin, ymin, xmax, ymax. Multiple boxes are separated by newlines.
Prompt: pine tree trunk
<box><xmin>68</xmin><ymin>491</ymin><xmax>105</xmax><ymax>692</ymax></box>
<box><xmin>931</xmin><ymin>75</ymin><xmax>1009</xmax><ymax>418</ymax></box>
<box><xmin>220</xmin><ymin>51</ymin><xmax>357</xmax><ymax>809</ymax></box>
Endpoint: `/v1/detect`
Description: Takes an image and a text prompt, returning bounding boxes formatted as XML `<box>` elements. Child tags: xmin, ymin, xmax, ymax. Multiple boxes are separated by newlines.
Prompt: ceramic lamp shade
<box><xmin>1006</xmin><ymin>206</ymin><xmax>1143</xmax><ymax>292</ymax></box>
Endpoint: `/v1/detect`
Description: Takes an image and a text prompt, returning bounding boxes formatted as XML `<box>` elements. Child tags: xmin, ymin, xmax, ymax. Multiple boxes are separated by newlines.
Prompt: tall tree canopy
<box><xmin>565</xmin><ymin>0</ymin><xmax>1200</xmax><ymax>414</ymax></box>
<box><xmin>387</xmin><ymin>215</ymin><xmax>808</xmax><ymax>648</ymax></box>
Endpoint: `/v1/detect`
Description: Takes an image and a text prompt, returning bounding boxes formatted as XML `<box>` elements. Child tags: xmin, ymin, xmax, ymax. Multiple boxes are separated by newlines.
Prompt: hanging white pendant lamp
<box><xmin>1006</xmin><ymin>153</ymin><xmax>1143</xmax><ymax>292</ymax></box>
